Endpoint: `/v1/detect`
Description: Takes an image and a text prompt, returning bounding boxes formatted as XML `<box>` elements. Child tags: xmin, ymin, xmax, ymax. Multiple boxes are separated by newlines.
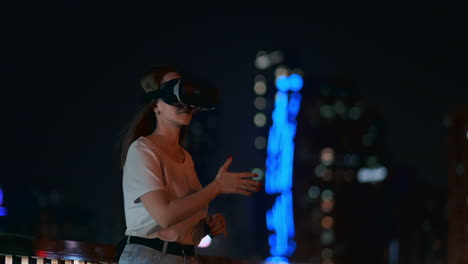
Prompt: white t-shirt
<box><xmin>122</xmin><ymin>136</ymin><xmax>208</xmax><ymax>244</ymax></box>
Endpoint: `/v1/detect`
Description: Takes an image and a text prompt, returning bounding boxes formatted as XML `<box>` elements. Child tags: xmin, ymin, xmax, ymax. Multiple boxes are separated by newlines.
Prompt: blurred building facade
<box><xmin>292</xmin><ymin>77</ymin><xmax>393</xmax><ymax>264</ymax></box>
<box><xmin>447</xmin><ymin>105</ymin><xmax>468</xmax><ymax>264</ymax></box>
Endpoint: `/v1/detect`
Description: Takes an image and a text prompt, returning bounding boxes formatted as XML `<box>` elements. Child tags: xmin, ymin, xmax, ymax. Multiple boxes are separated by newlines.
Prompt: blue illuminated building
<box><xmin>265</xmin><ymin>73</ymin><xmax>303</xmax><ymax>262</ymax></box>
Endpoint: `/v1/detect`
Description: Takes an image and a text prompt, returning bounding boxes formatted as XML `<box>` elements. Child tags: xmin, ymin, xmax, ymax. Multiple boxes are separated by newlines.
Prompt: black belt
<box><xmin>127</xmin><ymin>236</ymin><xmax>195</xmax><ymax>257</ymax></box>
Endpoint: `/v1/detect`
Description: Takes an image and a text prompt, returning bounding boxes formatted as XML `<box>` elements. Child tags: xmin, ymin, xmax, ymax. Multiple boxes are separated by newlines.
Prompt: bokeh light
<box><xmin>348</xmin><ymin>105</ymin><xmax>362</xmax><ymax>120</ymax></box>
<box><xmin>320</xmin><ymin>229</ymin><xmax>335</xmax><ymax>246</ymax></box>
<box><xmin>255</xmin><ymin>51</ymin><xmax>284</xmax><ymax>70</ymax></box>
<box><xmin>308</xmin><ymin>186</ymin><xmax>320</xmax><ymax>199</ymax></box>
<box><xmin>288</xmin><ymin>74</ymin><xmax>303</xmax><ymax>92</ymax></box>
<box><xmin>320</xmin><ymin>105</ymin><xmax>335</xmax><ymax>119</ymax></box>
<box><xmin>320</xmin><ymin>148</ymin><xmax>335</xmax><ymax>166</ymax></box>
<box><xmin>255</xmin><ymin>53</ymin><xmax>271</xmax><ymax>70</ymax></box>
<box><xmin>254</xmin><ymin>81</ymin><xmax>267</xmax><ymax>95</ymax></box>
<box><xmin>333</xmin><ymin>100</ymin><xmax>346</xmax><ymax>115</ymax></box>
<box><xmin>275</xmin><ymin>66</ymin><xmax>289</xmax><ymax>78</ymax></box>
<box><xmin>321</xmin><ymin>200</ymin><xmax>334</xmax><ymax>213</ymax></box>
<box><xmin>254</xmin><ymin>112</ymin><xmax>267</xmax><ymax>127</ymax></box>
<box><xmin>275</xmin><ymin>75</ymin><xmax>289</xmax><ymax>92</ymax></box>
<box><xmin>251</xmin><ymin>168</ymin><xmax>265</xmax><ymax>181</ymax></box>
<box><xmin>321</xmin><ymin>216</ymin><xmax>334</xmax><ymax>229</ymax></box>
<box><xmin>254</xmin><ymin>97</ymin><xmax>267</xmax><ymax>110</ymax></box>
<box><xmin>254</xmin><ymin>136</ymin><xmax>267</xmax><ymax>150</ymax></box>
<box><xmin>357</xmin><ymin>166</ymin><xmax>388</xmax><ymax>183</ymax></box>
<box><xmin>269</xmin><ymin>50</ymin><xmax>285</xmax><ymax>64</ymax></box>
<box><xmin>314</xmin><ymin>164</ymin><xmax>327</xmax><ymax>178</ymax></box>
<box><xmin>321</xmin><ymin>189</ymin><xmax>334</xmax><ymax>201</ymax></box>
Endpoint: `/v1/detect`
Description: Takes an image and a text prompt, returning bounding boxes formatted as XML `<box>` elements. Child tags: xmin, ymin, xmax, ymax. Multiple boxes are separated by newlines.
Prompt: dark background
<box><xmin>1</xmin><ymin>1</ymin><xmax>467</xmax><ymax>263</ymax></box>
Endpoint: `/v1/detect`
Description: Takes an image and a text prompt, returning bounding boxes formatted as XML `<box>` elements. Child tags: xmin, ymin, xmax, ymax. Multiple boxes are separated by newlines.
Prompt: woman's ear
<box><xmin>153</xmin><ymin>105</ymin><xmax>161</xmax><ymax>115</ymax></box>
<box><xmin>153</xmin><ymin>101</ymin><xmax>159</xmax><ymax>112</ymax></box>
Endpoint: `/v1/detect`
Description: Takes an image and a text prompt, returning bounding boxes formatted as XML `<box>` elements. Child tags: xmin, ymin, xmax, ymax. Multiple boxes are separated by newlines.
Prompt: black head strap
<box><xmin>143</xmin><ymin>78</ymin><xmax>181</xmax><ymax>103</ymax></box>
<box><xmin>144</xmin><ymin>89</ymin><xmax>162</xmax><ymax>103</ymax></box>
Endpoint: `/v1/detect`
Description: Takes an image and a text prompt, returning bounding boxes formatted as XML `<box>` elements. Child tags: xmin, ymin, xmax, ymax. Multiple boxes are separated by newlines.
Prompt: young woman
<box><xmin>117</xmin><ymin>66</ymin><xmax>263</xmax><ymax>264</ymax></box>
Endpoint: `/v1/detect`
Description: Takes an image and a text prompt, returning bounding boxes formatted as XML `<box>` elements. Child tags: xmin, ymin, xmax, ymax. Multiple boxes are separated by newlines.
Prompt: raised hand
<box><xmin>213</xmin><ymin>156</ymin><xmax>263</xmax><ymax>196</ymax></box>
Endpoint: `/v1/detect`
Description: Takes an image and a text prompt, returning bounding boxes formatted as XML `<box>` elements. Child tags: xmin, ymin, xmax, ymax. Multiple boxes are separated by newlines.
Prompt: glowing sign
<box><xmin>265</xmin><ymin>73</ymin><xmax>303</xmax><ymax>262</ymax></box>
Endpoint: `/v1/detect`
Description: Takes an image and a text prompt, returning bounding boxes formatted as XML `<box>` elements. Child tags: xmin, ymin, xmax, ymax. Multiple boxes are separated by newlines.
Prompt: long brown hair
<box><xmin>119</xmin><ymin>65</ymin><xmax>187</xmax><ymax>169</ymax></box>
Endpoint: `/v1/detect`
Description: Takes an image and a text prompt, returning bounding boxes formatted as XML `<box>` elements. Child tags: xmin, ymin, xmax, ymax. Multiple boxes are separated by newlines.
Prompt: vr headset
<box><xmin>145</xmin><ymin>78</ymin><xmax>219</xmax><ymax>111</ymax></box>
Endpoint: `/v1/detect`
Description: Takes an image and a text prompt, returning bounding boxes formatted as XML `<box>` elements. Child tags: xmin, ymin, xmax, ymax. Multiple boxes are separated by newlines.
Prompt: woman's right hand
<box><xmin>213</xmin><ymin>156</ymin><xmax>263</xmax><ymax>196</ymax></box>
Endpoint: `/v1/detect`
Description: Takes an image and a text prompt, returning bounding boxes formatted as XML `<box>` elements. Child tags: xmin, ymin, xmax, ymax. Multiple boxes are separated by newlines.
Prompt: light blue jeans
<box><xmin>118</xmin><ymin>239</ymin><xmax>198</xmax><ymax>264</ymax></box>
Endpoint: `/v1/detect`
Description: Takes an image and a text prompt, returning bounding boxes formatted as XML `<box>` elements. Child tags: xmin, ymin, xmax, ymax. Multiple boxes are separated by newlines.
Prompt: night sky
<box><xmin>1</xmin><ymin>0</ymin><xmax>467</xmax><ymax>254</ymax></box>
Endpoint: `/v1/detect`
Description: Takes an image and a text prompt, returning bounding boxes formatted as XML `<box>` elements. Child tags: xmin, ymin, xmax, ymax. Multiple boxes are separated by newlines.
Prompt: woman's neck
<box><xmin>150</xmin><ymin>127</ymin><xmax>180</xmax><ymax>149</ymax></box>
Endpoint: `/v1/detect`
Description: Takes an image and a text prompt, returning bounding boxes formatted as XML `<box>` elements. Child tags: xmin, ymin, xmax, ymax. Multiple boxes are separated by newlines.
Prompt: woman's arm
<box><xmin>140</xmin><ymin>156</ymin><xmax>262</xmax><ymax>228</ymax></box>
<box><xmin>140</xmin><ymin>181</ymin><xmax>219</xmax><ymax>228</ymax></box>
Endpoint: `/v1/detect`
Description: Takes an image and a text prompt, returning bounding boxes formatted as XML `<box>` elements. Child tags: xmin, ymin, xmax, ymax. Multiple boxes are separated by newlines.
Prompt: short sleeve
<box><xmin>123</xmin><ymin>142</ymin><xmax>167</xmax><ymax>204</ymax></box>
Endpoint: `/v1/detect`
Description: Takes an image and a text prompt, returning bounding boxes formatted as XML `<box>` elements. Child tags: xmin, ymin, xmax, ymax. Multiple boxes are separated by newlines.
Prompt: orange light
<box><xmin>320</xmin><ymin>147</ymin><xmax>335</xmax><ymax>165</ymax></box>
<box><xmin>321</xmin><ymin>216</ymin><xmax>334</xmax><ymax>229</ymax></box>
<box><xmin>321</xmin><ymin>200</ymin><xmax>334</xmax><ymax>213</ymax></box>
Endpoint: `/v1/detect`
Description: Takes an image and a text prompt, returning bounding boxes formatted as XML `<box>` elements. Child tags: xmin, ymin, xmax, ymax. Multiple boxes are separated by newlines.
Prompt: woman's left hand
<box><xmin>206</xmin><ymin>213</ymin><xmax>228</xmax><ymax>237</ymax></box>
